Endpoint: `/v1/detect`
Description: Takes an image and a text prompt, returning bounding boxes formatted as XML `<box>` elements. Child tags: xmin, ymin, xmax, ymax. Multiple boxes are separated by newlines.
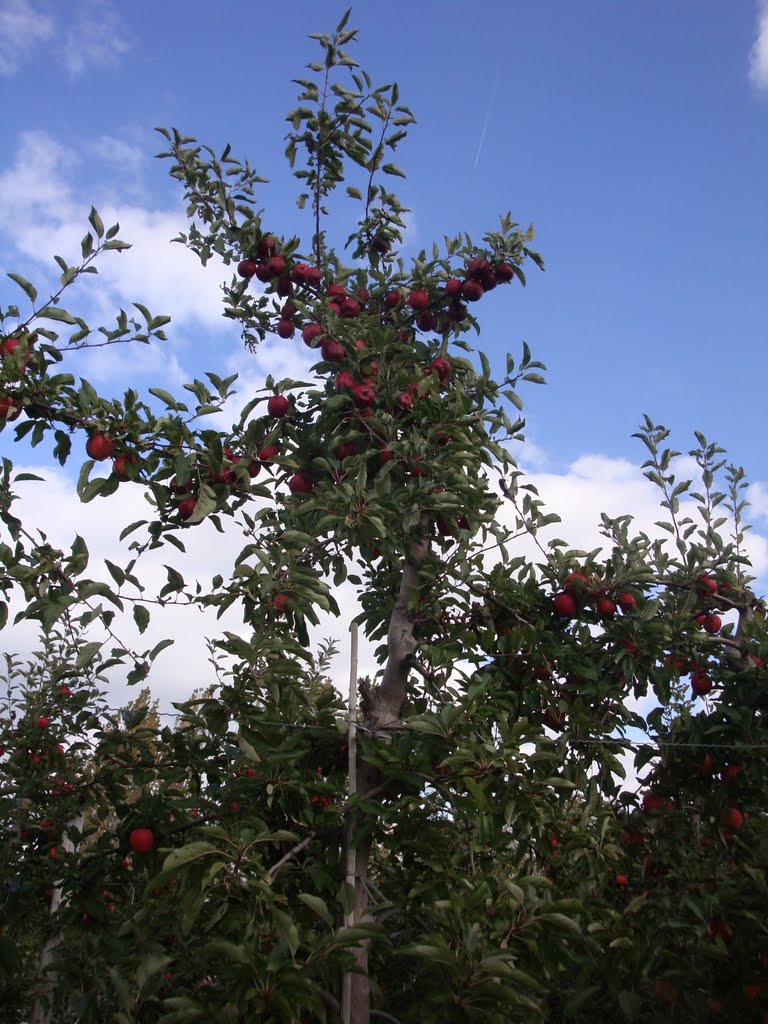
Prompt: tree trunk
<box><xmin>342</xmin><ymin>541</ymin><xmax>426</xmax><ymax>1023</ymax></box>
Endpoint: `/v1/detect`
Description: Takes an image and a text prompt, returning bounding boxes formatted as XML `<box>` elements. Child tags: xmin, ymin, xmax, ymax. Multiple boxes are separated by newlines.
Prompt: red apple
<box><xmin>691</xmin><ymin>672</ymin><xmax>712</xmax><ymax>697</ymax></box>
<box><xmin>257</xmin><ymin>235</ymin><xmax>276</xmax><ymax>257</ymax></box>
<box><xmin>430</xmin><ymin>357</ymin><xmax>452</xmax><ymax>382</ymax></box>
<box><xmin>274</xmin><ymin>593</ymin><xmax>289</xmax><ymax>613</ymax></box>
<box><xmin>721</xmin><ymin>764</ymin><xmax>742</xmax><ymax>784</ymax></box>
<box><xmin>289</xmin><ymin>472</ymin><xmax>314</xmax><ymax>494</ymax></box>
<box><xmin>384</xmin><ymin>290</ymin><xmax>402</xmax><ymax>309</ymax></box>
<box><xmin>564</xmin><ymin>572</ymin><xmax>589</xmax><ymax>593</ymax></box>
<box><xmin>461</xmin><ymin>280</ymin><xmax>484</xmax><ymax>302</ymax></box>
<box><xmin>351</xmin><ymin>383</ymin><xmax>376</xmax><ymax>408</ymax></box>
<box><xmin>321</xmin><ymin>337</ymin><xmax>345</xmax><ymax>362</ymax></box>
<box><xmin>266</xmin><ymin>255</ymin><xmax>286</xmax><ymax>277</ymax></box>
<box><xmin>267</xmin><ymin>394</ymin><xmax>289</xmax><ymax>418</ymax></box>
<box><xmin>696</xmin><ymin>574</ymin><xmax>718</xmax><ymax>598</ymax></box>
<box><xmin>495</xmin><ymin>262</ymin><xmax>515</xmax><ymax>282</ymax></box>
<box><xmin>57</xmin><ymin>686</ymin><xmax>71</xmax><ymax>698</ymax></box>
<box><xmin>37</xmin><ymin>716</ymin><xmax>50</xmax><ymax>729</ymax></box>
<box><xmin>177</xmin><ymin>497</ymin><xmax>197</xmax><ymax>521</ymax></box>
<box><xmin>85</xmin><ymin>433</ymin><xmax>114</xmax><ymax>461</ymax></box>
<box><xmin>596</xmin><ymin>597</ymin><xmax>616</xmax><ymax>618</ymax></box>
<box><xmin>553</xmin><ymin>592</ymin><xmax>578</xmax><ymax>618</ymax></box>
<box><xmin>302</xmin><ymin>323</ymin><xmax>324</xmax><ymax>347</ymax></box>
<box><xmin>408</xmin><ymin>289</ymin><xmax>430</xmax><ymax>311</ymax></box>
<box><xmin>616</xmin><ymin>592</ymin><xmax>637</xmax><ymax>612</ymax></box>
<box><xmin>642</xmin><ymin>793</ymin><xmax>664</xmax><ymax>812</ymax></box>
<box><xmin>291</xmin><ymin>263</ymin><xmax>308</xmax><ymax>283</ymax></box>
<box><xmin>258</xmin><ymin>444</ymin><xmax>279</xmax><ymax>463</ymax></box>
<box><xmin>1</xmin><ymin>337</ymin><xmax>30</xmax><ymax>372</ymax></box>
<box><xmin>305</xmin><ymin>266</ymin><xmax>322</xmax><ymax>287</ymax></box>
<box><xmin>237</xmin><ymin>259</ymin><xmax>258</xmax><ymax>279</ymax></box>
<box><xmin>701</xmin><ymin>613</ymin><xmax>722</xmax><ymax>634</ymax></box>
<box><xmin>129</xmin><ymin>828</ymin><xmax>155</xmax><ymax>853</ymax></box>
<box><xmin>326</xmin><ymin>283</ymin><xmax>346</xmax><ymax>299</ymax></box>
<box><xmin>720</xmin><ymin>807</ymin><xmax>743</xmax><ymax>831</ymax></box>
<box><xmin>444</xmin><ymin>278</ymin><xmax>463</xmax><ymax>298</ymax></box>
<box><xmin>341</xmin><ymin>298</ymin><xmax>360</xmax><ymax>318</ymax></box>
<box><xmin>276</xmin><ymin>320</ymin><xmax>295</xmax><ymax>339</ymax></box>
<box><xmin>112</xmin><ymin>454</ymin><xmax>137</xmax><ymax>480</ymax></box>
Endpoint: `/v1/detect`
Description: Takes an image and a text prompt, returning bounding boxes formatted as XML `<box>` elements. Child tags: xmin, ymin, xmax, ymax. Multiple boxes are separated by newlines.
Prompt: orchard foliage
<box><xmin>1</xmin><ymin>12</ymin><xmax>767</xmax><ymax>1023</ymax></box>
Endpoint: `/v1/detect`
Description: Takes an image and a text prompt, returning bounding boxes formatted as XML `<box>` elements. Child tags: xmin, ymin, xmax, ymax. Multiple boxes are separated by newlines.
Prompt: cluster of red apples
<box><xmin>76</xmin><ymin>233</ymin><xmax>519</xmax><ymax>527</ymax></box>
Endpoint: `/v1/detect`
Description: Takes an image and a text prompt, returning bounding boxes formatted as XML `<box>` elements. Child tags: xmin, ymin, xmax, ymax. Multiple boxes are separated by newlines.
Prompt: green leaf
<box><xmin>161</xmin><ymin>841</ymin><xmax>221</xmax><ymax>874</ymax></box>
<box><xmin>7</xmin><ymin>273</ymin><xmax>37</xmax><ymax>303</ymax></box>
<box><xmin>89</xmin><ymin>207</ymin><xmax>105</xmax><ymax>239</ymax></box>
<box><xmin>133</xmin><ymin>605</ymin><xmax>150</xmax><ymax>634</ymax></box>
<box><xmin>298</xmin><ymin>893</ymin><xmax>334</xmax><ymax>927</ymax></box>
<box><xmin>38</xmin><ymin>306</ymin><xmax>77</xmax><ymax>324</ymax></box>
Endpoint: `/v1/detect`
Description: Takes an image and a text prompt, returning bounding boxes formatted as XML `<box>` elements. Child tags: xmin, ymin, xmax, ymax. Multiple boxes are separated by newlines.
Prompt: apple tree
<box><xmin>1</xmin><ymin>12</ymin><xmax>767</xmax><ymax>1023</ymax></box>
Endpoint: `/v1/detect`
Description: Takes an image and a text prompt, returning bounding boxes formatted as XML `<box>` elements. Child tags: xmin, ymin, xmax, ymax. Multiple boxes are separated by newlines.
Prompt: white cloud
<box><xmin>0</xmin><ymin>130</ymin><xmax>243</xmax><ymax>386</ymax></box>
<box><xmin>59</xmin><ymin>0</ymin><xmax>130</xmax><ymax>75</ymax></box>
<box><xmin>0</xmin><ymin>0</ymin><xmax>54</xmax><ymax>76</ymax></box>
<box><xmin>750</xmin><ymin>0</ymin><xmax>768</xmax><ymax>91</ymax></box>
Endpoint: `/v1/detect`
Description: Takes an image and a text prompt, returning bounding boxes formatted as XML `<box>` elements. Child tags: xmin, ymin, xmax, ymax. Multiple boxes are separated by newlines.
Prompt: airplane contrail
<box><xmin>474</xmin><ymin>68</ymin><xmax>500</xmax><ymax>167</ymax></box>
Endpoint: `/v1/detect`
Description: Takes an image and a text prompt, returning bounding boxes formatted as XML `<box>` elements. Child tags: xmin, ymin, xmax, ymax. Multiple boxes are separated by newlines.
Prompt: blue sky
<box><xmin>1</xmin><ymin>1</ymin><xmax>766</xmax><ymax>475</ymax></box>
<box><xmin>1</xmin><ymin>1</ymin><xmax>768</xmax><ymax>708</ymax></box>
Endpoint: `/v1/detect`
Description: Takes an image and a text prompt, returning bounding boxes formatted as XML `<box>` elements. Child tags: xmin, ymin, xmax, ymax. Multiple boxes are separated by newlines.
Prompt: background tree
<box><xmin>1</xmin><ymin>12</ymin><xmax>766</xmax><ymax>1023</ymax></box>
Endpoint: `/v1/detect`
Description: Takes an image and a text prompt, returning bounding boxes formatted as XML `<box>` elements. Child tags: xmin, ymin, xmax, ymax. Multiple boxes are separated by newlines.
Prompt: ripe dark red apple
<box><xmin>617</xmin><ymin>592</ymin><xmax>637</xmax><ymax>612</ymax></box>
<box><xmin>466</xmin><ymin>257</ymin><xmax>490</xmax><ymax>280</ymax></box>
<box><xmin>273</xmin><ymin>593</ymin><xmax>289</xmax><ymax>613</ymax></box>
<box><xmin>85</xmin><ymin>433</ymin><xmax>114</xmax><ymax>461</ymax></box>
<box><xmin>398</xmin><ymin>392</ymin><xmax>413</xmax><ymax>410</ymax></box>
<box><xmin>305</xmin><ymin>266</ymin><xmax>322</xmax><ymax>287</ymax></box>
<box><xmin>444</xmin><ymin>278</ymin><xmax>463</xmax><ymax>298</ymax></box>
<box><xmin>553</xmin><ymin>592</ymin><xmax>578</xmax><ymax>618</ymax></box>
<box><xmin>326</xmin><ymin>283</ymin><xmax>346</xmax><ymax>299</ymax></box>
<box><xmin>320</xmin><ymin>337</ymin><xmax>345</xmax><ymax>362</ymax></box>
<box><xmin>430</xmin><ymin>357</ymin><xmax>451</xmax><ymax>382</ymax></box>
<box><xmin>57</xmin><ymin>686</ymin><xmax>71</xmax><ymax>698</ymax></box>
<box><xmin>112</xmin><ymin>455</ymin><xmax>136</xmax><ymax>480</ymax></box>
<box><xmin>461</xmin><ymin>280</ymin><xmax>484</xmax><ymax>302</ymax></box>
<box><xmin>302</xmin><ymin>323</ymin><xmax>324</xmax><ymax>347</ymax></box>
<box><xmin>691</xmin><ymin>672</ymin><xmax>712</xmax><ymax>696</ymax></box>
<box><xmin>276</xmin><ymin>320</ymin><xmax>295</xmax><ymax>339</ymax></box>
<box><xmin>288</xmin><ymin>472</ymin><xmax>314</xmax><ymax>494</ymax></box>
<box><xmin>258</xmin><ymin>444</ymin><xmax>278</xmax><ymax>463</ymax></box>
<box><xmin>335</xmin><ymin>442</ymin><xmax>357</xmax><ymax>461</ymax></box>
<box><xmin>696</xmin><ymin>574</ymin><xmax>718</xmax><ymax>598</ymax></box>
<box><xmin>700</xmin><ymin>612</ymin><xmax>722</xmax><ymax>634</ymax></box>
<box><xmin>642</xmin><ymin>793</ymin><xmax>664</xmax><ymax>812</ymax></box>
<box><xmin>258</xmin><ymin>235</ymin><xmax>276</xmax><ymax>257</ymax></box>
<box><xmin>653</xmin><ymin>979</ymin><xmax>678</xmax><ymax>1006</ymax></box>
<box><xmin>495</xmin><ymin>262</ymin><xmax>515</xmax><ymax>282</ymax></box>
<box><xmin>596</xmin><ymin>597</ymin><xmax>616</xmax><ymax>618</ymax></box>
<box><xmin>237</xmin><ymin>259</ymin><xmax>258</xmax><ymax>279</ymax></box>
<box><xmin>564</xmin><ymin>572</ymin><xmax>589</xmax><ymax>593</ymax></box>
<box><xmin>291</xmin><ymin>263</ymin><xmax>308</xmax><ymax>283</ymax></box>
<box><xmin>408</xmin><ymin>289</ymin><xmax>430</xmax><ymax>311</ymax></box>
<box><xmin>721</xmin><ymin>764</ymin><xmax>742</xmax><ymax>783</ymax></box>
<box><xmin>335</xmin><ymin>371</ymin><xmax>354</xmax><ymax>392</ymax></box>
<box><xmin>384</xmin><ymin>290</ymin><xmax>402</xmax><ymax>309</ymax></box>
<box><xmin>177</xmin><ymin>497</ymin><xmax>197</xmax><ymax>521</ymax></box>
<box><xmin>340</xmin><ymin>298</ymin><xmax>360</xmax><ymax>318</ymax></box>
<box><xmin>720</xmin><ymin>807</ymin><xmax>743</xmax><ymax>831</ymax></box>
<box><xmin>267</xmin><ymin>395</ymin><xmax>289</xmax><ymax>418</ymax></box>
<box><xmin>266</xmin><ymin>255</ymin><xmax>286</xmax><ymax>277</ymax></box>
<box><xmin>37</xmin><ymin>716</ymin><xmax>50</xmax><ymax>729</ymax></box>
<box><xmin>129</xmin><ymin>828</ymin><xmax>155</xmax><ymax>853</ymax></box>
<box><xmin>351</xmin><ymin>383</ymin><xmax>376</xmax><ymax>408</ymax></box>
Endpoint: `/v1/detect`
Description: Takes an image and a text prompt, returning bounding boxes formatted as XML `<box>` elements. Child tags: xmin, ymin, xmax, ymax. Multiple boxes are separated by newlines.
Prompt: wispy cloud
<box><xmin>0</xmin><ymin>0</ymin><xmax>54</xmax><ymax>76</ymax></box>
<box><xmin>0</xmin><ymin>0</ymin><xmax>129</xmax><ymax>77</ymax></box>
<box><xmin>750</xmin><ymin>0</ymin><xmax>768</xmax><ymax>92</ymax></box>
<box><xmin>60</xmin><ymin>0</ymin><xmax>130</xmax><ymax>75</ymax></box>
